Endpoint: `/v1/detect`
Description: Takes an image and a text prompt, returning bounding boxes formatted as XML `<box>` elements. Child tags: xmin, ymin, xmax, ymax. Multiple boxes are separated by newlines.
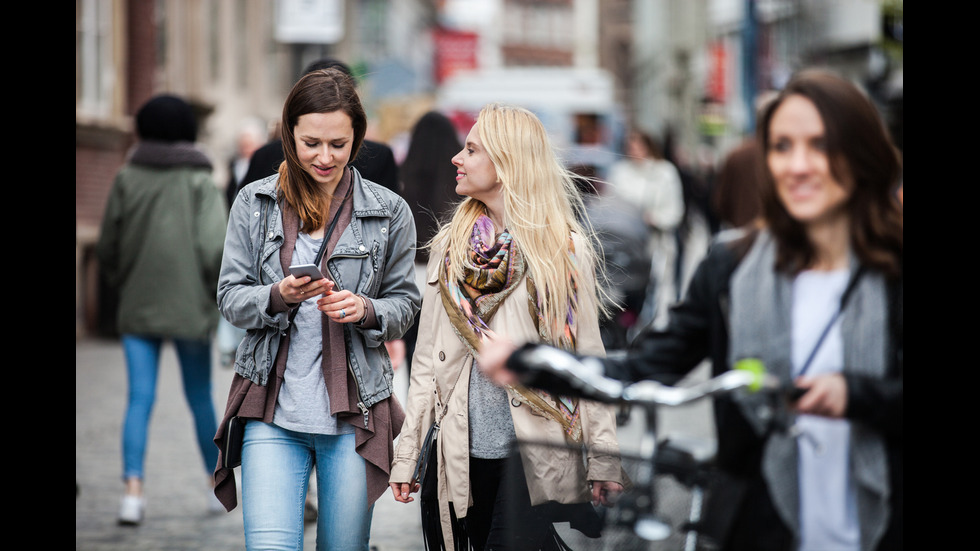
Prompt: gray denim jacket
<box><xmin>217</xmin><ymin>170</ymin><xmax>421</xmax><ymax>413</ymax></box>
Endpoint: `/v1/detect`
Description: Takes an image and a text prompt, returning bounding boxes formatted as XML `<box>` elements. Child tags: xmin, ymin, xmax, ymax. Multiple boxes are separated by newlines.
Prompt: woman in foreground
<box><xmin>483</xmin><ymin>70</ymin><xmax>903</xmax><ymax>551</ymax></box>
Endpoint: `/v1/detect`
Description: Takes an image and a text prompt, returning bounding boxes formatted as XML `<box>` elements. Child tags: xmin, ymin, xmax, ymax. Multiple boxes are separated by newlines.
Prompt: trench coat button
<box><xmin>438</xmin><ymin>351</ymin><xmax>446</xmax><ymax>361</ymax></box>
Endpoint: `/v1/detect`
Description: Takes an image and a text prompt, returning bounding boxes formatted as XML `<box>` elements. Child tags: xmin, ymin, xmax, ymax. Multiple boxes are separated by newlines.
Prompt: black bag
<box><xmin>417</xmin><ymin>422</ymin><xmax>443</xmax><ymax>550</ymax></box>
<box><xmin>222</xmin><ymin>417</ymin><xmax>246</xmax><ymax>469</ymax></box>
<box><xmin>414</xmin><ymin>422</ymin><xmax>440</xmax><ymax>498</ymax></box>
<box><xmin>417</xmin><ymin>357</ymin><xmax>468</xmax><ymax>551</ymax></box>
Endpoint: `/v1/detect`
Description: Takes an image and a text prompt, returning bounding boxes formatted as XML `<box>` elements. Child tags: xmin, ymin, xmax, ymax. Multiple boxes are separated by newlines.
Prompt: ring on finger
<box><xmin>340</xmin><ymin>309</ymin><xmax>347</xmax><ymax>318</ymax></box>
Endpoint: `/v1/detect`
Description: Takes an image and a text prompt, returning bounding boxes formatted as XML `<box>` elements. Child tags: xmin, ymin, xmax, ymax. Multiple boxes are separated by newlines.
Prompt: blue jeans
<box><xmin>241</xmin><ymin>422</ymin><xmax>373</xmax><ymax>551</ymax></box>
<box><xmin>121</xmin><ymin>335</ymin><xmax>219</xmax><ymax>481</ymax></box>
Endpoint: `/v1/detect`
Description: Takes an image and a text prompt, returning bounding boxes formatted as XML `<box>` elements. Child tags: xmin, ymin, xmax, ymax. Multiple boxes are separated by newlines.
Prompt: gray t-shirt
<box><xmin>273</xmin><ymin>231</ymin><xmax>353</xmax><ymax>435</ymax></box>
<box><xmin>468</xmin><ymin>360</ymin><xmax>517</xmax><ymax>458</ymax></box>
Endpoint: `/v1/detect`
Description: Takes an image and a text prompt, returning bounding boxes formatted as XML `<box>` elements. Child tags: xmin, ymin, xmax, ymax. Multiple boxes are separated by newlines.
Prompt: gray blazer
<box><xmin>217</xmin><ymin>169</ymin><xmax>421</xmax><ymax>412</ymax></box>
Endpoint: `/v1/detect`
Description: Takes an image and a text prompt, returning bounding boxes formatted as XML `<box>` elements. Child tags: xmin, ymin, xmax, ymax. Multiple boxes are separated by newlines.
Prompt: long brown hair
<box><xmin>757</xmin><ymin>69</ymin><xmax>903</xmax><ymax>278</ymax></box>
<box><xmin>278</xmin><ymin>68</ymin><xmax>367</xmax><ymax>231</ymax></box>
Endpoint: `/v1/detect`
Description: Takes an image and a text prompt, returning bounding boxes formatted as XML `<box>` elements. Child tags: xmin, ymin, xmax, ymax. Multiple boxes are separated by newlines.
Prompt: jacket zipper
<box><xmin>325</xmin><ymin>231</ymin><xmax>372</xmax><ymax>427</ymax></box>
<box><xmin>347</xmin><ymin>354</ymin><xmax>370</xmax><ymax>427</ymax></box>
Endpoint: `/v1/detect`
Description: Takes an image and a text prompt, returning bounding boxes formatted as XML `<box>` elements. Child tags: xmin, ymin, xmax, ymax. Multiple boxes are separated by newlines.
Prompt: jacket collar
<box><xmin>253</xmin><ymin>167</ymin><xmax>391</xmax><ymax>219</ymax></box>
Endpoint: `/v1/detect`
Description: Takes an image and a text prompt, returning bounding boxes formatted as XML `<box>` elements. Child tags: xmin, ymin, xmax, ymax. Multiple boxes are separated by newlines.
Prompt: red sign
<box><xmin>433</xmin><ymin>28</ymin><xmax>478</xmax><ymax>83</ymax></box>
<box><xmin>707</xmin><ymin>41</ymin><xmax>727</xmax><ymax>102</ymax></box>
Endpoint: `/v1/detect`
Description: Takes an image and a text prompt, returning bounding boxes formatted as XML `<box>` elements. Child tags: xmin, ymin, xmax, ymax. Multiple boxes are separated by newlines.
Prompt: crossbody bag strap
<box><xmin>313</xmin><ymin>181</ymin><xmax>355</xmax><ymax>268</ymax></box>
<box><xmin>797</xmin><ymin>265</ymin><xmax>867</xmax><ymax>378</ymax></box>
<box><xmin>285</xmin><ymin>183</ymin><xmax>354</xmax><ymax>324</ymax></box>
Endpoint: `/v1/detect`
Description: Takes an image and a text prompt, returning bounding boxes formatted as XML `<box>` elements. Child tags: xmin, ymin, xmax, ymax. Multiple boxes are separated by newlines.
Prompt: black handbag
<box><xmin>415</xmin><ymin>421</ymin><xmax>440</xmax><ymax>499</ymax></box>
<box><xmin>222</xmin><ymin>416</ymin><xmax>246</xmax><ymax>469</ymax></box>
<box><xmin>417</xmin><ymin>357</ymin><xmax>467</xmax><ymax>550</ymax></box>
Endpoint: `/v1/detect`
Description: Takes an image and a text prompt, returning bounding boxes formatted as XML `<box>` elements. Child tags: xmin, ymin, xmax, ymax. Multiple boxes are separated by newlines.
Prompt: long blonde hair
<box><xmin>433</xmin><ymin>103</ymin><xmax>612</xmax><ymax>341</ymax></box>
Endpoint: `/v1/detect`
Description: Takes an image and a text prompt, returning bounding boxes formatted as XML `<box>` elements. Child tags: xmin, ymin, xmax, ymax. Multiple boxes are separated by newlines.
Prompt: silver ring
<box><xmin>339</xmin><ymin>309</ymin><xmax>346</xmax><ymax>318</ymax></box>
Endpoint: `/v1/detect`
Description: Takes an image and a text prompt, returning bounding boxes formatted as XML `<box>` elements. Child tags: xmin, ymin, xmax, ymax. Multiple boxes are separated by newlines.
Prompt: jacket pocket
<box><xmin>362</xmin><ymin>241</ymin><xmax>384</xmax><ymax>297</ymax></box>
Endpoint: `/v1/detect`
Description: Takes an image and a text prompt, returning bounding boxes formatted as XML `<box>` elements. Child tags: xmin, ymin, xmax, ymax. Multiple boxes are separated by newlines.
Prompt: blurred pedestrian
<box><xmin>217</xmin><ymin>118</ymin><xmax>266</xmax><ymax>369</ymax></box>
<box><xmin>212</xmin><ymin>68</ymin><xmax>420</xmax><ymax>550</ymax></box>
<box><xmin>400</xmin><ymin>110</ymin><xmax>464</xmax><ymax>264</ymax></box>
<box><xmin>226</xmin><ymin>117</ymin><xmax>267</xmax><ymax>211</ymax></box>
<box><xmin>606</xmin><ymin>129</ymin><xmax>685</xmax><ymax>330</ymax></box>
<box><xmin>96</xmin><ymin>94</ymin><xmax>228</xmax><ymax>525</ymax></box>
<box><xmin>712</xmin><ymin>137</ymin><xmax>765</xmax><ymax>230</ymax></box>
<box><xmin>389</xmin><ymin>103</ymin><xmax>624</xmax><ymax>551</ymax></box>
<box><xmin>485</xmin><ymin>69</ymin><xmax>904</xmax><ymax>551</ymax></box>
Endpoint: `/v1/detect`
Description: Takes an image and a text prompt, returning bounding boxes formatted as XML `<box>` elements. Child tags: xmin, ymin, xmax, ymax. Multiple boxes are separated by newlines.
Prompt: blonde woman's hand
<box><xmin>478</xmin><ymin>329</ymin><xmax>519</xmax><ymax>387</ymax></box>
<box><xmin>279</xmin><ymin>275</ymin><xmax>333</xmax><ymax>305</ymax></box>
<box><xmin>317</xmin><ymin>289</ymin><xmax>367</xmax><ymax>324</ymax></box>
<box><xmin>389</xmin><ymin>481</ymin><xmax>419</xmax><ymax>504</ymax></box>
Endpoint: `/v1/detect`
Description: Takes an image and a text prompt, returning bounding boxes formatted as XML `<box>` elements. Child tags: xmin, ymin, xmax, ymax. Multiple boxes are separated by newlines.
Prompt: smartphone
<box><xmin>289</xmin><ymin>263</ymin><xmax>326</xmax><ymax>281</ymax></box>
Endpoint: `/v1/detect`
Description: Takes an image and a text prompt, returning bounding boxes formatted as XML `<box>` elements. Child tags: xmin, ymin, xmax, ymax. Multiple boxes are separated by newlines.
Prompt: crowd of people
<box><xmin>95</xmin><ymin>59</ymin><xmax>902</xmax><ymax>551</ymax></box>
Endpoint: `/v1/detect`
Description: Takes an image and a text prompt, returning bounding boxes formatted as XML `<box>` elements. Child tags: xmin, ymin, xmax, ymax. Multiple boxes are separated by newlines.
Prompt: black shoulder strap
<box><xmin>313</xmin><ymin>182</ymin><xmax>354</xmax><ymax>268</ymax></box>
<box><xmin>796</xmin><ymin>266</ymin><xmax>866</xmax><ymax>378</ymax></box>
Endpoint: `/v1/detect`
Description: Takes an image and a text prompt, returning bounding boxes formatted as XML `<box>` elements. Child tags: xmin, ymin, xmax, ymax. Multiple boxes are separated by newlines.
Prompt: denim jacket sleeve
<box><xmin>216</xmin><ymin>180</ymin><xmax>291</xmax><ymax>333</ymax></box>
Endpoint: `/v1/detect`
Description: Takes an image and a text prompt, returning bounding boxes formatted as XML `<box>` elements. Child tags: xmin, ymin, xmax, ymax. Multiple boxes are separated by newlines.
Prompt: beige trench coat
<box><xmin>390</xmin><ymin>234</ymin><xmax>624</xmax><ymax>549</ymax></box>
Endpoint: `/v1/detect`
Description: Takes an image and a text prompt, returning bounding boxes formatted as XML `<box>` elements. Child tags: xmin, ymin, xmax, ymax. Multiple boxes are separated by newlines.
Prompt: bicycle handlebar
<box><xmin>506</xmin><ymin>344</ymin><xmax>781</xmax><ymax>407</ymax></box>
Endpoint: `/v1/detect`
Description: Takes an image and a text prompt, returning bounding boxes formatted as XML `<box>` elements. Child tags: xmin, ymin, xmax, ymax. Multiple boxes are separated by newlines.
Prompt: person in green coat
<box><xmin>96</xmin><ymin>94</ymin><xmax>228</xmax><ymax>525</ymax></box>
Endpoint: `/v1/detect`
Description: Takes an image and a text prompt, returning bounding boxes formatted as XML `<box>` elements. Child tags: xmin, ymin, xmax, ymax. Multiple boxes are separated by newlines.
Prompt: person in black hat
<box><xmin>96</xmin><ymin>94</ymin><xmax>228</xmax><ymax>525</ymax></box>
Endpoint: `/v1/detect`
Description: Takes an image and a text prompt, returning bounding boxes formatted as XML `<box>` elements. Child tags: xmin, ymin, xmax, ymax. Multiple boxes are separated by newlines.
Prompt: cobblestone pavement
<box><xmin>77</xmin><ymin>336</ymin><xmax>713</xmax><ymax>550</ymax></box>
<box><xmin>76</xmin><ymin>337</ymin><xmax>424</xmax><ymax>551</ymax></box>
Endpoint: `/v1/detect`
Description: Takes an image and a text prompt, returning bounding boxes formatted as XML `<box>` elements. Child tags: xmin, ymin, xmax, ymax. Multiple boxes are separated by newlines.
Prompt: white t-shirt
<box><xmin>791</xmin><ymin>269</ymin><xmax>860</xmax><ymax>551</ymax></box>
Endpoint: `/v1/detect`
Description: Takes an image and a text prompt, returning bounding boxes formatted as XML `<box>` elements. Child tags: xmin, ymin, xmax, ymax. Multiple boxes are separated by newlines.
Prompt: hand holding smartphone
<box><xmin>288</xmin><ymin>263</ymin><xmax>334</xmax><ymax>298</ymax></box>
<box><xmin>289</xmin><ymin>263</ymin><xmax>326</xmax><ymax>281</ymax></box>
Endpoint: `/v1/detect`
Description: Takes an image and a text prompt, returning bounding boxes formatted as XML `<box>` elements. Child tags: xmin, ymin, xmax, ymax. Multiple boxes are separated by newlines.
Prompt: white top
<box><xmin>606</xmin><ymin>158</ymin><xmax>685</xmax><ymax>232</ymax></box>
<box><xmin>791</xmin><ymin>269</ymin><xmax>860</xmax><ymax>551</ymax></box>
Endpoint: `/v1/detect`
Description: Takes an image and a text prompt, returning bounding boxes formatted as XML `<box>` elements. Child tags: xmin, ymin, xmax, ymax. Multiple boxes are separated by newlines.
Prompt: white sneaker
<box><xmin>118</xmin><ymin>494</ymin><xmax>145</xmax><ymax>525</ymax></box>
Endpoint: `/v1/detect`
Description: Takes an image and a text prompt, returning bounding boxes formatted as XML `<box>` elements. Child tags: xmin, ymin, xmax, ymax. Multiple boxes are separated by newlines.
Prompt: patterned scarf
<box><xmin>440</xmin><ymin>215</ymin><xmax>584</xmax><ymax>442</ymax></box>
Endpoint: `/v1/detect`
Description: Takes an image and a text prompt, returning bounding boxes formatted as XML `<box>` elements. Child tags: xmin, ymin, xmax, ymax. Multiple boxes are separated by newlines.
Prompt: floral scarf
<box><xmin>439</xmin><ymin>215</ymin><xmax>584</xmax><ymax>442</ymax></box>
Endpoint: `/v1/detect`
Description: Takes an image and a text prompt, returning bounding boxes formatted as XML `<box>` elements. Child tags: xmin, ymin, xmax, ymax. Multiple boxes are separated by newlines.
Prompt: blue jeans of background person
<box><xmin>121</xmin><ymin>335</ymin><xmax>219</xmax><ymax>481</ymax></box>
<box><xmin>241</xmin><ymin>422</ymin><xmax>372</xmax><ymax>551</ymax></box>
